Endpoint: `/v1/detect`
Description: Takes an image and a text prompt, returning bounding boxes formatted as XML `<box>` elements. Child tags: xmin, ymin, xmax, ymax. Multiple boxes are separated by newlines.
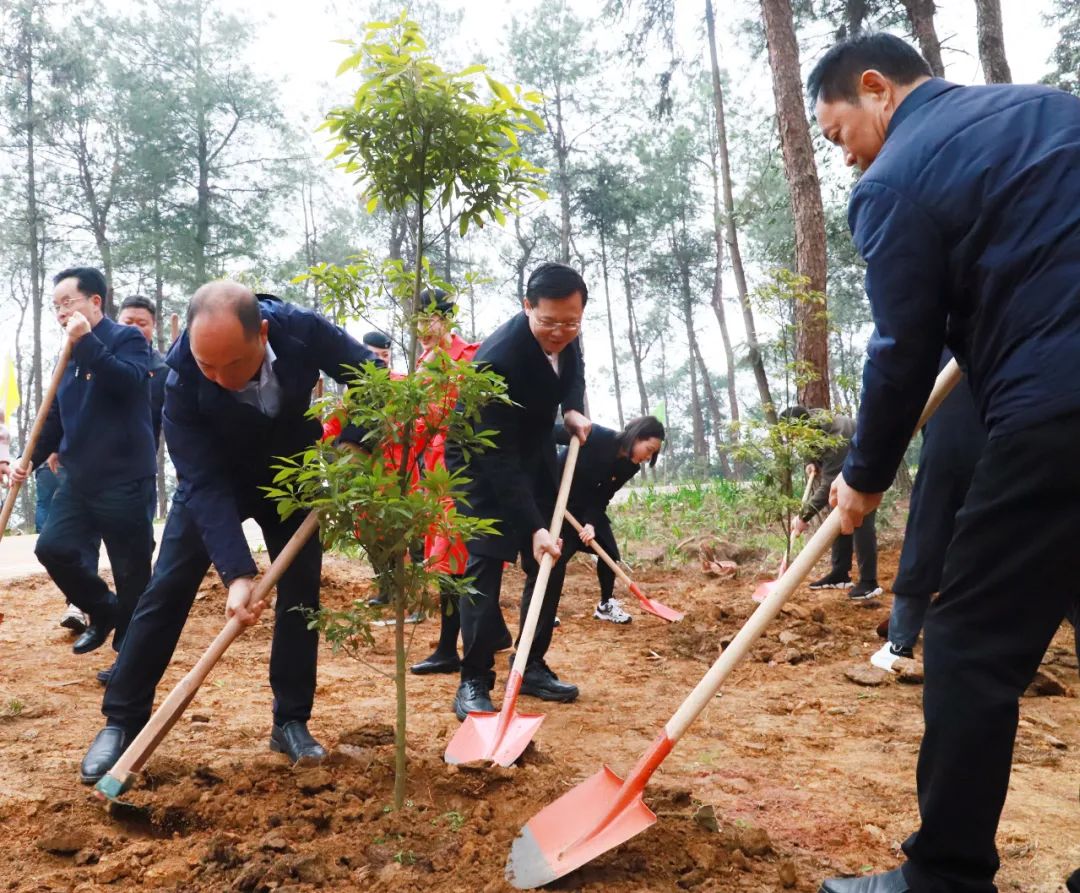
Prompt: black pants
<box><xmin>102</xmin><ymin>496</ymin><xmax>322</xmax><ymax>733</ymax></box>
<box><xmin>459</xmin><ymin>553</ymin><xmax>511</xmax><ymax>683</ymax></box>
<box><xmin>900</xmin><ymin>415</ymin><xmax>1079</xmax><ymax>893</ymax></box>
<box><xmin>35</xmin><ymin>475</ymin><xmax>155</xmax><ymax>650</ymax></box>
<box><xmin>830</xmin><ymin>508</ymin><xmax>878</xmax><ymax>583</ymax></box>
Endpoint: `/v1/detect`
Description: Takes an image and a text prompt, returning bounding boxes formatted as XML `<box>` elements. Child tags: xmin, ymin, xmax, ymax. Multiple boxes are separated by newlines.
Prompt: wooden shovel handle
<box><xmin>0</xmin><ymin>339</ymin><xmax>73</xmax><ymax>541</ymax></box>
<box><xmin>106</xmin><ymin>510</ymin><xmax>321</xmax><ymax>780</ymax></box>
<box><xmin>664</xmin><ymin>358</ymin><xmax>963</xmax><ymax>744</ymax></box>
<box><xmin>564</xmin><ymin>510</ymin><xmax>633</xmax><ymax>588</ymax></box>
<box><xmin>511</xmin><ymin>437</ymin><xmax>581</xmax><ymax>678</ymax></box>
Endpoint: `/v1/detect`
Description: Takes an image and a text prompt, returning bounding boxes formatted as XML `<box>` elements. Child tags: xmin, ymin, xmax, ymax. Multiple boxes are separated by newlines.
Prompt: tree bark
<box><xmin>974</xmin><ymin>0</ymin><xmax>1012</xmax><ymax>83</ymax></box>
<box><xmin>705</xmin><ymin>0</ymin><xmax>775</xmax><ymax>421</ymax></box>
<box><xmin>621</xmin><ymin>230</ymin><xmax>649</xmax><ymax>416</ymax></box>
<box><xmin>692</xmin><ymin>337</ymin><xmax>732</xmax><ymax>477</ymax></box>
<box><xmin>20</xmin><ymin>5</ymin><xmax>44</xmax><ymax>410</ymax></box>
<box><xmin>706</xmin><ymin>128</ymin><xmax>740</xmax><ymax>439</ymax></box>
<box><xmin>899</xmin><ymin>0</ymin><xmax>946</xmax><ymax>77</ymax></box>
<box><xmin>598</xmin><ymin>226</ymin><xmax>625</xmax><ymax>428</ymax></box>
<box><xmin>760</xmin><ymin>0</ymin><xmax>831</xmax><ymax>410</ymax></box>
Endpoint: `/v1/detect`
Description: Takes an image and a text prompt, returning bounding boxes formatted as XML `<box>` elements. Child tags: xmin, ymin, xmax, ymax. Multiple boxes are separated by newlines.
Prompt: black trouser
<box><xmin>830</xmin><ymin>508</ymin><xmax>878</xmax><ymax>583</ymax></box>
<box><xmin>102</xmin><ymin>495</ymin><xmax>322</xmax><ymax>733</ymax></box>
<box><xmin>430</xmin><ymin>583</ymin><xmax>462</xmax><ymax>657</ymax></box>
<box><xmin>580</xmin><ymin>515</ymin><xmax>619</xmax><ymax>603</ymax></box>
<box><xmin>35</xmin><ymin>475</ymin><xmax>154</xmax><ymax>650</ymax></box>
<box><xmin>459</xmin><ymin>553</ymin><xmax>510</xmax><ymax>683</ymax></box>
<box><xmin>900</xmin><ymin>415</ymin><xmax>1079</xmax><ymax>893</ymax></box>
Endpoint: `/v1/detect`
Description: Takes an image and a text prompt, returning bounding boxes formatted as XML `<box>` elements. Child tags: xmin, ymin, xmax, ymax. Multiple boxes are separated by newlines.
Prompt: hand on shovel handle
<box><xmin>95</xmin><ymin>510</ymin><xmax>321</xmax><ymax>802</ymax></box>
<box><xmin>506</xmin><ymin>358</ymin><xmax>963</xmax><ymax>889</ymax></box>
<box><xmin>0</xmin><ymin>339</ymin><xmax>73</xmax><ymax>542</ymax></box>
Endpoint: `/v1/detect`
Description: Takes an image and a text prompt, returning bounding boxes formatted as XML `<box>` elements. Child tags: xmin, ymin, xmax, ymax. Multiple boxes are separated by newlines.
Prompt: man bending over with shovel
<box><xmin>79</xmin><ymin>282</ymin><xmax>381</xmax><ymax>784</ymax></box>
<box><xmin>445</xmin><ymin>262</ymin><xmax>591</xmax><ymax>720</ymax></box>
<box><xmin>809</xmin><ymin>33</ymin><xmax>1080</xmax><ymax>893</ymax></box>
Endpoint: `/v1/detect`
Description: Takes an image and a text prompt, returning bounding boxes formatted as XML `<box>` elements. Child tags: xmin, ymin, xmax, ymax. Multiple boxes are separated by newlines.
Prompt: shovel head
<box><xmin>444</xmin><ymin>708</ymin><xmax>545</xmax><ymax>767</ymax></box>
<box><xmin>751</xmin><ymin>555</ymin><xmax>789</xmax><ymax>603</ymax></box>
<box><xmin>628</xmin><ymin>583</ymin><xmax>684</xmax><ymax>623</ymax></box>
<box><xmin>506</xmin><ymin>765</ymin><xmax>657</xmax><ymax>889</ymax></box>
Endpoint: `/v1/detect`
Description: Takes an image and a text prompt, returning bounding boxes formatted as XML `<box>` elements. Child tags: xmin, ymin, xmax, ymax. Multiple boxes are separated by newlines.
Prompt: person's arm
<box><xmin>842</xmin><ymin>181</ymin><xmax>947</xmax><ymax>494</ymax></box>
<box><xmin>801</xmin><ymin>458</ymin><xmax>835</xmax><ymax>521</ymax></box>
<box><xmin>71</xmin><ymin>323</ymin><xmax>152</xmax><ymax>396</ymax></box>
<box><xmin>28</xmin><ymin>402</ymin><xmax>63</xmax><ymax>470</ymax></box>
<box><xmin>0</xmin><ymin>422</ymin><xmax>9</xmax><ymax>485</ymax></box>
<box><xmin>163</xmin><ymin>376</ymin><xmax>257</xmax><ymax>585</ymax></box>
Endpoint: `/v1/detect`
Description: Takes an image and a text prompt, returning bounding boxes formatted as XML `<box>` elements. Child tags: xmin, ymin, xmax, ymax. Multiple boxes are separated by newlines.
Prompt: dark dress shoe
<box><xmin>80</xmin><ymin>727</ymin><xmax>129</xmax><ymax>784</ymax></box>
<box><xmin>73</xmin><ymin>621</ymin><xmax>114</xmax><ymax>655</ymax></box>
<box><xmin>1067</xmin><ymin>868</ymin><xmax>1079</xmax><ymax>893</ymax></box>
<box><xmin>453</xmin><ymin>678</ymin><xmax>495</xmax><ymax>721</ymax></box>
<box><xmin>269</xmin><ymin>721</ymin><xmax>326</xmax><ymax>765</ymax></box>
<box><xmin>96</xmin><ymin>664</ymin><xmax>115</xmax><ymax>686</ymax></box>
<box><xmin>411</xmin><ymin>652</ymin><xmax>461</xmax><ymax>675</ymax></box>
<box><xmin>367</xmin><ymin>592</ymin><xmax>390</xmax><ymax>607</ymax></box>
<box><xmin>819</xmin><ymin>868</ymin><xmax>909</xmax><ymax>893</ymax></box>
<box><xmin>521</xmin><ymin>660</ymin><xmax>578</xmax><ymax>703</ymax></box>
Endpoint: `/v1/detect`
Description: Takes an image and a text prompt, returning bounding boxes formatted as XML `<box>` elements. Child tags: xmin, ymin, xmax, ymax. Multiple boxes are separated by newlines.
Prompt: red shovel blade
<box><xmin>628</xmin><ymin>583</ymin><xmax>684</xmax><ymax>623</ymax></box>
<box><xmin>505</xmin><ymin>765</ymin><xmax>657</xmax><ymax>889</ymax></box>
<box><xmin>751</xmin><ymin>555</ymin><xmax>789</xmax><ymax>603</ymax></box>
<box><xmin>443</xmin><ymin>671</ymin><xmax>545</xmax><ymax>767</ymax></box>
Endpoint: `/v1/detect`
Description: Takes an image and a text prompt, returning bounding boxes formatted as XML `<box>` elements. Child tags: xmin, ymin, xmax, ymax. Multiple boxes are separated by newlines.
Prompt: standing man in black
<box><xmin>117</xmin><ymin>295</ymin><xmax>170</xmax><ymax>454</ymax></box>
<box><xmin>808</xmin><ymin>34</ymin><xmax>1080</xmax><ymax>893</ymax></box>
<box><xmin>10</xmin><ymin>267</ymin><xmax>156</xmax><ymax>657</ymax></box>
<box><xmin>79</xmin><ymin>282</ymin><xmax>380</xmax><ymax>783</ymax></box>
<box><xmin>445</xmin><ymin>262</ymin><xmax>591</xmax><ymax>720</ymax></box>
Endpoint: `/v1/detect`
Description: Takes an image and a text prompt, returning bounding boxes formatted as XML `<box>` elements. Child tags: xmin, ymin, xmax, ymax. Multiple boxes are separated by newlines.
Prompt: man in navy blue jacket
<box><xmin>12</xmin><ymin>267</ymin><xmax>156</xmax><ymax>657</ymax></box>
<box><xmin>79</xmin><ymin>282</ymin><xmax>380</xmax><ymax>784</ymax></box>
<box><xmin>808</xmin><ymin>34</ymin><xmax>1080</xmax><ymax>893</ymax></box>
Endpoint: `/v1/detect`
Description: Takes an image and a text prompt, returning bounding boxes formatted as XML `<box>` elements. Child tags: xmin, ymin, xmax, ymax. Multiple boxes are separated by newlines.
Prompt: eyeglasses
<box><xmin>531</xmin><ymin>316</ymin><xmax>581</xmax><ymax>333</ymax></box>
<box><xmin>53</xmin><ymin>295</ymin><xmax>87</xmax><ymax>312</ymax></box>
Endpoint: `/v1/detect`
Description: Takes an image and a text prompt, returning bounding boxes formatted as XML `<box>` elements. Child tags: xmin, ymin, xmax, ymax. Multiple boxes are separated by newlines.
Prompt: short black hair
<box><xmin>619</xmin><ymin>415</ymin><xmax>666</xmax><ymax>467</ymax></box>
<box><xmin>119</xmin><ymin>295</ymin><xmax>157</xmax><ymax>317</ymax></box>
<box><xmin>53</xmin><ymin>267</ymin><xmax>107</xmax><ymax>304</ymax></box>
<box><xmin>187</xmin><ymin>281</ymin><xmax>263</xmax><ymax>339</ymax></box>
<box><xmin>779</xmin><ymin>405</ymin><xmax>810</xmax><ymax>421</ymax></box>
<box><xmin>363</xmin><ymin>331</ymin><xmax>392</xmax><ymax>350</ymax></box>
<box><xmin>418</xmin><ymin>287</ymin><xmax>456</xmax><ymax>317</ymax></box>
<box><xmin>525</xmin><ymin>262</ymin><xmax>588</xmax><ymax>307</ymax></box>
<box><xmin>807</xmin><ymin>33</ymin><xmax>932</xmax><ymax>106</ymax></box>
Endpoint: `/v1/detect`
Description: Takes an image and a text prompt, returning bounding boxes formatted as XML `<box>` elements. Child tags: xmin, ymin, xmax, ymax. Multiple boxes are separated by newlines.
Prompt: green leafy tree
<box><xmin>271</xmin><ymin>13</ymin><xmax>544</xmax><ymax>810</ymax></box>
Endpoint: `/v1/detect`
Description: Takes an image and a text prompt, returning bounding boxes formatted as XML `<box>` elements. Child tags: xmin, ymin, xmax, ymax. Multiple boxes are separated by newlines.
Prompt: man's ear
<box><xmin>859</xmin><ymin>69</ymin><xmax>891</xmax><ymax>103</ymax></box>
<box><xmin>259</xmin><ymin>318</ymin><xmax>269</xmax><ymax>344</ymax></box>
<box><xmin>521</xmin><ymin>297</ymin><xmax>530</xmax><ymax>313</ymax></box>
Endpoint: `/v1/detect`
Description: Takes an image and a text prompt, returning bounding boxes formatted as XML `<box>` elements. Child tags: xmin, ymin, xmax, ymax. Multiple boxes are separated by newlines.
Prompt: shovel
<box><xmin>0</xmin><ymin>338</ymin><xmax>73</xmax><ymax>543</ymax></box>
<box><xmin>564</xmin><ymin>511</ymin><xmax>683</xmax><ymax>622</ymax></box>
<box><xmin>444</xmin><ymin>436</ymin><xmax>581</xmax><ymax>768</ymax></box>
<box><xmin>752</xmin><ymin>470</ymin><xmax>816</xmax><ymax>603</ymax></box>
<box><xmin>95</xmin><ymin>509</ymin><xmax>321</xmax><ymax>804</ymax></box>
<box><xmin>505</xmin><ymin>359</ymin><xmax>963</xmax><ymax>889</ymax></box>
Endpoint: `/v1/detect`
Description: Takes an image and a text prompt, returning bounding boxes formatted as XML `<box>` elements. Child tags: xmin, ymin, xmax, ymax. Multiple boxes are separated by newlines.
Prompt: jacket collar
<box><xmin>887</xmin><ymin>78</ymin><xmax>961</xmax><ymax>138</ymax></box>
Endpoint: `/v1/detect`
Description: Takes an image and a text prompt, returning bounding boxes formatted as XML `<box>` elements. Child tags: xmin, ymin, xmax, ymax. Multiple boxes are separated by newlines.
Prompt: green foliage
<box><xmin>323</xmin><ymin>12</ymin><xmax>546</xmax><ymax>239</ymax></box>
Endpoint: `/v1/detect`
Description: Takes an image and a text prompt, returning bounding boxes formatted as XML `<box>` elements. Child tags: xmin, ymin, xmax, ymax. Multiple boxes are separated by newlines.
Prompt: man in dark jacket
<box><xmin>117</xmin><ymin>295</ymin><xmax>170</xmax><ymax>451</ymax></box>
<box><xmin>787</xmin><ymin>408</ymin><xmax>881</xmax><ymax>601</ymax></box>
<box><xmin>808</xmin><ymin>34</ymin><xmax>1080</xmax><ymax>893</ymax></box>
<box><xmin>11</xmin><ymin>267</ymin><xmax>156</xmax><ymax>657</ymax></box>
<box><xmin>445</xmin><ymin>262</ymin><xmax>591</xmax><ymax>720</ymax></box>
<box><xmin>79</xmin><ymin>282</ymin><xmax>380</xmax><ymax>784</ymax></box>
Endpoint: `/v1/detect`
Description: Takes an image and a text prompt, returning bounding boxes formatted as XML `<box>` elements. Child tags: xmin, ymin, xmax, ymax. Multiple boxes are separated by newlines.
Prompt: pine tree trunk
<box><xmin>599</xmin><ymin>227</ymin><xmax>625</xmax><ymax>428</ymax></box>
<box><xmin>621</xmin><ymin>234</ymin><xmax>649</xmax><ymax>416</ymax></box>
<box><xmin>705</xmin><ymin>0</ymin><xmax>774</xmax><ymax>422</ymax></box>
<box><xmin>974</xmin><ymin>0</ymin><xmax>1012</xmax><ymax>83</ymax></box>
<box><xmin>707</xmin><ymin>146</ymin><xmax>740</xmax><ymax>437</ymax></box>
<box><xmin>900</xmin><ymin>0</ymin><xmax>946</xmax><ymax>77</ymax></box>
<box><xmin>692</xmin><ymin>338</ymin><xmax>732</xmax><ymax>477</ymax></box>
<box><xmin>761</xmin><ymin>0</ymin><xmax>831</xmax><ymax>410</ymax></box>
<box><xmin>20</xmin><ymin>6</ymin><xmax>44</xmax><ymax>411</ymax></box>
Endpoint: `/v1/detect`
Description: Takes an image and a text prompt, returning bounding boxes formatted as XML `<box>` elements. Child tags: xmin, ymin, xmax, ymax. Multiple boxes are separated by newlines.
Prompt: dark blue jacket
<box><xmin>843</xmin><ymin>79</ymin><xmax>1080</xmax><ymax>493</ymax></box>
<box><xmin>556</xmin><ymin>424</ymin><xmax>641</xmax><ymax>527</ymax></box>
<box><xmin>31</xmin><ymin>316</ymin><xmax>156</xmax><ymax>491</ymax></box>
<box><xmin>149</xmin><ymin>348</ymin><xmax>168</xmax><ymax>447</ymax></box>
<box><xmin>163</xmin><ymin>296</ymin><xmax>378</xmax><ymax>585</ymax></box>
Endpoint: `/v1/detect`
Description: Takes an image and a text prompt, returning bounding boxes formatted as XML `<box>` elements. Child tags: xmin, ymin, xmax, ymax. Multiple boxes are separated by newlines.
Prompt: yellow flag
<box><xmin>2</xmin><ymin>354</ymin><xmax>20</xmax><ymax>423</ymax></box>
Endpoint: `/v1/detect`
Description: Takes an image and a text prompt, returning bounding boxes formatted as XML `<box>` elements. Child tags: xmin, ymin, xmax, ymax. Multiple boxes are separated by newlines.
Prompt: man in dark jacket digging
<box><xmin>444</xmin><ymin>262</ymin><xmax>591</xmax><ymax>720</ymax></box>
<box><xmin>79</xmin><ymin>283</ymin><xmax>380</xmax><ymax>784</ymax></box>
<box><xmin>808</xmin><ymin>33</ymin><xmax>1080</xmax><ymax>893</ymax></box>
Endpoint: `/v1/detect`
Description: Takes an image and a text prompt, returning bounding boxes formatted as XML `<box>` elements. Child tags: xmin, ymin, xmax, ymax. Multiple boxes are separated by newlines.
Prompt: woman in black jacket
<box><xmin>555</xmin><ymin>416</ymin><xmax>665</xmax><ymax>624</ymax></box>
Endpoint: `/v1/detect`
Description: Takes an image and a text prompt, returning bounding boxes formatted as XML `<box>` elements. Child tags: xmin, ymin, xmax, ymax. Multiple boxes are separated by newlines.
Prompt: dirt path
<box><xmin>0</xmin><ymin>548</ymin><xmax>1077</xmax><ymax>892</ymax></box>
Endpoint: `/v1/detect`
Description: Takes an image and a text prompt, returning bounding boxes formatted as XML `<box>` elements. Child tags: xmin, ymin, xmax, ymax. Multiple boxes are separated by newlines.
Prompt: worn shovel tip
<box><xmin>506</xmin><ymin>825</ymin><xmax>559</xmax><ymax>889</ymax></box>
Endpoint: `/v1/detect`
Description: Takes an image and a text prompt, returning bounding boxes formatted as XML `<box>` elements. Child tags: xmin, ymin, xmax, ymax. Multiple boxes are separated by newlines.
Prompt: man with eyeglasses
<box><xmin>445</xmin><ymin>261</ymin><xmax>592</xmax><ymax>720</ymax></box>
<box><xmin>10</xmin><ymin>267</ymin><xmax>156</xmax><ymax>661</ymax></box>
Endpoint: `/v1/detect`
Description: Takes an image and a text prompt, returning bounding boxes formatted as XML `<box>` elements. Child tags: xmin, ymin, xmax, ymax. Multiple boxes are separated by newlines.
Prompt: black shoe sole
<box><xmin>453</xmin><ymin>700</ymin><xmax>496</xmax><ymax>722</ymax></box>
<box><xmin>60</xmin><ymin>617</ymin><xmax>87</xmax><ymax>633</ymax></box>
<box><xmin>268</xmin><ymin>739</ymin><xmax>325</xmax><ymax>766</ymax></box>
<box><xmin>520</xmin><ymin>685</ymin><xmax>579</xmax><ymax>703</ymax></box>
<box><xmin>72</xmin><ymin>634</ymin><xmax>113</xmax><ymax>655</ymax></box>
<box><xmin>411</xmin><ymin>659</ymin><xmax>461</xmax><ymax>676</ymax></box>
<box><xmin>849</xmin><ymin>587</ymin><xmax>884</xmax><ymax>602</ymax></box>
<box><xmin>808</xmin><ymin>582</ymin><xmax>853</xmax><ymax>590</ymax></box>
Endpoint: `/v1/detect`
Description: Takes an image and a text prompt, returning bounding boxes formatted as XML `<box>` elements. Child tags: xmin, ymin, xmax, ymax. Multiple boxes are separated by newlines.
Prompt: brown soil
<box><xmin>1</xmin><ymin>548</ymin><xmax>1078</xmax><ymax>892</ymax></box>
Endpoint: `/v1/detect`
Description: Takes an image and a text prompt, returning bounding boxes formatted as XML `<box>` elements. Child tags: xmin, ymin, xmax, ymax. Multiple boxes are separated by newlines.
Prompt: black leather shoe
<box><xmin>96</xmin><ymin>664</ymin><xmax>115</xmax><ymax>686</ymax></box>
<box><xmin>368</xmin><ymin>592</ymin><xmax>389</xmax><ymax>607</ymax></box>
<box><xmin>80</xmin><ymin>727</ymin><xmax>129</xmax><ymax>784</ymax></box>
<box><xmin>818</xmin><ymin>868</ymin><xmax>909</xmax><ymax>893</ymax></box>
<box><xmin>453</xmin><ymin>678</ymin><xmax>495</xmax><ymax>721</ymax></box>
<box><xmin>73</xmin><ymin>620</ymin><xmax>114</xmax><ymax>655</ymax></box>
<box><xmin>270</xmin><ymin>721</ymin><xmax>326</xmax><ymax>765</ymax></box>
<box><xmin>1066</xmin><ymin>868</ymin><xmax>1079</xmax><ymax>893</ymax></box>
<box><xmin>520</xmin><ymin>660</ymin><xmax>578</xmax><ymax>703</ymax></box>
<box><xmin>411</xmin><ymin>652</ymin><xmax>461</xmax><ymax>675</ymax></box>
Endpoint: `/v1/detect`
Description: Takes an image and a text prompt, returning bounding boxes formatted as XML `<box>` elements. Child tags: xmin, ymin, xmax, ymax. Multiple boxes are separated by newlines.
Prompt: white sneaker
<box><xmin>593</xmin><ymin>598</ymin><xmax>632</xmax><ymax>624</ymax></box>
<box><xmin>870</xmin><ymin>641</ymin><xmax>913</xmax><ymax>673</ymax></box>
<box><xmin>59</xmin><ymin>602</ymin><xmax>88</xmax><ymax>634</ymax></box>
